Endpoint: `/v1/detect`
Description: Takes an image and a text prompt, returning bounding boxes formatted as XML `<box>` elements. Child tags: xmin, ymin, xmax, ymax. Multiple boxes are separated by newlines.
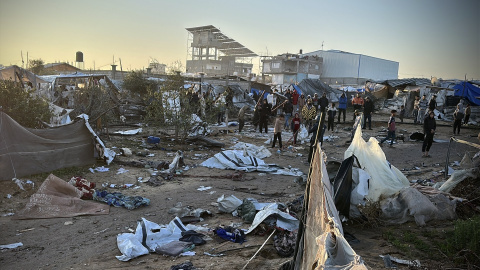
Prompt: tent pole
<box><xmin>445</xmin><ymin>137</ymin><xmax>453</xmax><ymax>180</ymax></box>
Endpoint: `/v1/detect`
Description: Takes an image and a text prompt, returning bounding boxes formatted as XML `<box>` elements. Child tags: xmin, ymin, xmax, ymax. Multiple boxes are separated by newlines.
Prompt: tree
<box><xmin>122</xmin><ymin>70</ymin><xmax>157</xmax><ymax>98</ymax></box>
<box><xmin>0</xmin><ymin>80</ymin><xmax>52</xmax><ymax>128</ymax></box>
<box><xmin>28</xmin><ymin>59</ymin><xmax>45</xmax><ymax>75</ymax></box>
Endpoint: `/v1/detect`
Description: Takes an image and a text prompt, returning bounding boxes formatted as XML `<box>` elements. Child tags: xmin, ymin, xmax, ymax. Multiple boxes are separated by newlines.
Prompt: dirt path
<box><xmin>1</xmin><ymin>115</ymin><xmax>479</xmax><ymax>270</ymax></box>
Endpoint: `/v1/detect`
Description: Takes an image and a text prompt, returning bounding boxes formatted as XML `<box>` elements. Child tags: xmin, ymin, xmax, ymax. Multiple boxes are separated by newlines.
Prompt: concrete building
<box><xmin>302</xmin><ymin>50</ymin><xmax>399</xmax><ymax>85</ymax></box>
<box><xmin>44</xmin><ymin>62</ymin><xmax>81</xmax><ymax>74</ymax></box>
<box><xmin>185</xmin><ymin>25</ymin><xmax>257</xmax><ymax>77</ymax></box>
<box><xmin>261</xmin><ymin>51</ymin><xmax>323</xmax><ymax>85</ymax></box>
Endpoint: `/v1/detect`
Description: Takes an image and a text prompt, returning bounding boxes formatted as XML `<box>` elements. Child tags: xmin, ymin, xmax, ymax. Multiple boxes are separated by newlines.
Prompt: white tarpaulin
<box><xmin>116</xmin><ymin>217</ymin><xmax>190</xmax><ymax>261</ymax></box>
<box><xmin>201</xmin><ymin>150</ymin><xmax>303</xmax><ymax>176</ymax></box>
<box><xmin>231</xmin><ymin>142</ymin><xmax>271</xmax><ymax>159</ymax></box>
<box><xmin>344</xmin><ymin>127</ymin><xmax>409</xmax><ymax>202</ymax></box>
<box><xmin>246</xmin><ymin>204</ymin><xmax>299</xmax><ymax>234</ymax></box>
<box><xmin>295</xmin><ymin>144</ymin><xmax>367</xmax><ymax>269</ymax></box>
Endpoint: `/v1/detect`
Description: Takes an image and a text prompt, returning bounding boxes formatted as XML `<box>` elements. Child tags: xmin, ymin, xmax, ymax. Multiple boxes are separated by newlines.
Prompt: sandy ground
<box><xmin>1</xmin><ymin>114</ymin><xmax>479</xmax><ymax>270</ymax></box>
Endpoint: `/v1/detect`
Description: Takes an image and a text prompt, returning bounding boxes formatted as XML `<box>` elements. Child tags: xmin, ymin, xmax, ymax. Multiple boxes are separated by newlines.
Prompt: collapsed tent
<box><xmin>453</xmin><ymin>81</ymin><xmax>480</xmax><ymax>106</ymax></box>
<box><xmin>289</xmin><ymin>144</ymin><xmax>367</xmax><ymax>269</ymax></box>
<box><xmin>213</xmin><ymin>84</ymin><xmax>256</xmax><ymax>109</ymax></box>
<box><xmin>296</xmin><ymin>79</ymin><xmax>344</xmax><ymax>102</ymax></box>
<box><xmin>14</xmin><ymin>174</ymin><xmax>109</xmax><ymax>219</ymax></box>
<box><xmin>201</xmin><ymin>150</ymin><xmax>303</xmax><ymax>176</ymax></box>
<box><xmin>0</xmin><ymin>111</ymin><xmax>114</xmax><ymax>180</ymax></box>
<box><xmin>344</xmin><ymin>125</ymin><xmax>409</xmax><ymax>201</ymax></box>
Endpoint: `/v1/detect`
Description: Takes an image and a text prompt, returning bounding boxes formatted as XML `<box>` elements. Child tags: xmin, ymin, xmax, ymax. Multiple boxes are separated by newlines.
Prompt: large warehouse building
<box><xmin>303</xmin><ymin>50</ymin><xmax>399</xmax><ymax>85</ymax></box>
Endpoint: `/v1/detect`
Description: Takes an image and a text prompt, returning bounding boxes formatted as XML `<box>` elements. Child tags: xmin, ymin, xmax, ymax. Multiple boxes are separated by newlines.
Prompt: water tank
<box><xmin>76</xmin><ymin>51</ymin><xmax>84</xmax><ymax>62</ymax></box>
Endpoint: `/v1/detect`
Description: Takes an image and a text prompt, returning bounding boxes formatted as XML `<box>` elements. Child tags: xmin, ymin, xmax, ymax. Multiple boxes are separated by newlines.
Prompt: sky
<box><xmin>0</xmin><ymin>0</ymin><xmax>479</xmax><ymax>80</ymax></box>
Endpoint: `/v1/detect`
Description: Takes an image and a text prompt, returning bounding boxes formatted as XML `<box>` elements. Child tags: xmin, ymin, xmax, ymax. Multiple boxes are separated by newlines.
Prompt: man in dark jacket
<box><xmin>362</xmin><ymin>97</ymin><xmax>374</xmax><ymax>130</ymax></box>
<box><xmin>259</xmin><ymin>99</ymin><xmax>271</xmax><ymax>133</ymax></box>
<box><xmin>428</xmin><ymin>95</ymin><xmax>437</xmax><ymax>112</ymax></box>
<box><xmin>422</xmin><ymin>110</ymin><xmax>436</xmax><ymax>157</ymax></box>
<box><xmin>283</xmin><ymin>100</ymin><xmax>294</xmax><ymax>130</ymax></box>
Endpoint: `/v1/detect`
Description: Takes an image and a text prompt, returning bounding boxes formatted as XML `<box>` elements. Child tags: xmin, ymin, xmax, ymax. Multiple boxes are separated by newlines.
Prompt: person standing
<box><xmin>237</xmin><ymin>105</ymin><xmax>249</xmax><ymax>133</ymax></box>
<box><xmin>292</xmin><ymin>90</ymin><xmax>299</xmax><ymax>112</ymax></box>
<box><xmin>352</xmin><ymin>93</ymin><xmax>364</xmax><ymax>120</ymax></box>
<box><xmin>464</xmin><ymin>104</ymin><xmax>471</xmax><ymax>124</ymax></box>
<box><xmin>283</xmin><ymin>100</ymin><xmax>294</xmax><ymax>130</ymax></box>
<box><xmin>327</xmin><ymin>102</ymin><xmax>337</xmax><ymax>131</ymax></box>
<box><xmin>453</xmin><ymin>104</ymin><xmax>464</xmax><ymax>135</ymax></box>
<box><xmin>399</xmin><ymin>105</ymin><xmax>406</xmax><ymax>123</ymax></box>
<box><xmin>417</xmin><ymin>94</ymin><xmax>428</xmax><ymax>123</ymax></box>
<box><xmin>362</xmin><ymin>97</ymin><xmax>374</xmax><ymax>130</ymax></box>
<box><xmin>428</xmin><ymin>95</ymin><xmax>437</xmax><ymax>112</ymax></box>
<box><xmin>422</xmin><ymin>111</ymin><xmax>436</xmax><ymax>157</ymax></box>
<box><xmin>291</xmin><ymin>112</ymin><xmax>301</xmax><ymax>145</ymax></box>
<box><xmin>298</xmin><ymin>94</ymin><xmax>305</xmax><ymax>117</ymax></box>
<box><xmin>319</xmin><ymin>92</ymin><xmax>329</xmax><ymax>115</ymax></box>
<box><xmin>272</xmin><ymin>114</ymin><xmax>284</xmax><ymax>149</ymax></box>
<box><xmin>379</xmin><ymin>110</ymin><xmax>397</xmax><ymax>147</ymax></box>
<box><xmin>413</xmin><ymin>96</ymin><xmax>420</xmax><ymax>124</ymax></box>
<box><xmin>338</xmin><ymin>92</ymin><xmax>347</xmax><ymax>123</ymax></box>
<box><xmin>302</xmin><ymin>99</ymin><xmax>317</xmax><ymax>130</ymax></box>
<box><xmin>312</xmin><ymin>93</ymin><xmax>319</xmax><ymax>111</ymax></box>
<box><xmin>259</xmin><ymin>99</ymin><xmax>270</xmax><ymax>133</ymax></box>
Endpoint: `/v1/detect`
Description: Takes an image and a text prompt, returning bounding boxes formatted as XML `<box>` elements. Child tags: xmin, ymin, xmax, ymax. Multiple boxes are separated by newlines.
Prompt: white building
<box><xmin>302</xmin><ymin>50</ymin><xmax>399</xmax><ymax>85</ymax></box>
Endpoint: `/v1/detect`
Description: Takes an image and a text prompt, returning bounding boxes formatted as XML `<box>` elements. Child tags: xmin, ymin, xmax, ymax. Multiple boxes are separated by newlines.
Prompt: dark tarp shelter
<box><xmin>0</xmin><ymin>111</ymin><xmax>100</xmax><ymax>180</ymax></box>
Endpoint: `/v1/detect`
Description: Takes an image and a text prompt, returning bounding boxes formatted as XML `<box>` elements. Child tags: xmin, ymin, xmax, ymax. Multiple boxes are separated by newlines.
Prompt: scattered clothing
<box><xmin>68</xmin><ymin>177</ymin><xmax>95</xmax><ymax>200</ymax></box>
<box><xmin>93</xmin><ymin>190</ymin><xmax>150</xmax><ymax>210</ymax></box>
<box><xmin>274</xmin><ymin>230</ymin><xmax>297</xmax><ymax>257</ymax></box>
<box><xmin>214</xmin><ymin>227</ymin><xmax>246</xmax><ymax>244</ymax></box>
<box><xmin>170</xmin><ymin>261</ymin><xmax>197</xmax><ymax>270</ymax></box>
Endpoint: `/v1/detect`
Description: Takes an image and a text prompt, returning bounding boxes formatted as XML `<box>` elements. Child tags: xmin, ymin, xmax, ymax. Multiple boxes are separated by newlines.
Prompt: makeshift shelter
<box><xmin>287</xmin><ymin>143</ymin><xmax>367</xmax><ymax>269</ymax></box>
<box><xmin>453</xmin><ymin>81</ymin><xmax>480</xmax><ymax>106</ymax></box>
<box><xmin>0</xmin><ymin>112</ymin><xmax>114</xmax><ymax>180</ymax></box>
<box><xmin>366</xmin><ymin>78</ymin><xmax>431</xmax><ymax>99</ymax></box>
<box><xmin>296</xmin><ymin>78</ymin><xmax>344</xmax><ymax>102</ymax></box>
<box><xmin>344</xmin><ymin>125</ymin><xmax>409</xmax><ymax>202</ymax></box>
<box><xmin>0</xmin><ymin>65</ymin><xmax>48</xmax><ymax>87</ymax></box>
<box><xmin>213</xmin><ymin>84</ymin><xmax>255</xmax><ymax>109</ymax></box>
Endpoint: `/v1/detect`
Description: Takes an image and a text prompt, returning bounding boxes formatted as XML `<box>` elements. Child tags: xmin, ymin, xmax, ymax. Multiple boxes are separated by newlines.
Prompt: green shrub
<box><xmin>0</xmin><ymin>80</ymin><xmax>52</xmax><ymax>128</ymax></box>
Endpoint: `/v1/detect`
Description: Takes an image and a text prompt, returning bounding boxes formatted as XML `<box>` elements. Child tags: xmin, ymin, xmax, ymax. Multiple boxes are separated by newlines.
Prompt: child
<box><xmin>380</xmin><ymin>110</ymin><xmax>397</xmax><ymax>147</ymax></box>
<box><xmin>291</xmin><ymin>113</ymin><xmax>301</xmax><ymax>145</ymax></box>
<box><xmin>399</xmin><ymin>105</ymin><xmax>405</xmax><ymax>123</ymax></box>
<box><xmin>327</xmin><ymin>102</ymin><xmax>337</xmax><ymax>131</ymax></box>
<box><xmin>272</xmin><ymin>114</ymin><xmax>284</xmax><ymax>149</ymax></box>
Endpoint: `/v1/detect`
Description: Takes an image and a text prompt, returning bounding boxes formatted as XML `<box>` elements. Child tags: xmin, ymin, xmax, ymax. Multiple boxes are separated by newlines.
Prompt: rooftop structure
<box><xmin>185</xmin><ymin>25</ymin><xmax>257</xmax><ymax>77</ymax></box>
<box><xmin>261</xmin><ymin>51</ymin><xmax>323</xmax><ymax>85</ymax></box>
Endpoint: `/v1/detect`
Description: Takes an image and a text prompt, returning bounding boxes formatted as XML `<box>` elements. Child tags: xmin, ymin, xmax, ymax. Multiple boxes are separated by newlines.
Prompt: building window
<box><xmin>272</xmin><ymin>62</ymin><xmax>280</xmax><ymax>69</ymax></box>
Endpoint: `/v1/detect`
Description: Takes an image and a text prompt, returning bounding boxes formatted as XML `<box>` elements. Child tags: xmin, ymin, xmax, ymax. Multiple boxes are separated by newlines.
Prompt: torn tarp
<box><xmin>231</xmin><ymin>142</ymin><xmax>271</xmax><ymax>159</ymax></box>
<box><xmin>201</xmin><ymin>150</ymin><xmax>303</xmax><ymax>176</ymax></box>
<box><xmin>116</xmin><ymin>217</ymin><xmax>187</xmax><ymax>261</ymax></box>
<box><xmin>245</xmin><ymin>204</ymin><xmax>299</xmax><ymax>234</ymax></box>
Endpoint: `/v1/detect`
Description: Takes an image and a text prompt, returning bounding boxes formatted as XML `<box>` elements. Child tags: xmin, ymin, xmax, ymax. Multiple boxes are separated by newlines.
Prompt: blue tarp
<box><xmin>251</xmin><ymin>88</ymin><xmax>269</xmax><ymax>99</ymax></box>
<box><xmin>453</xmin><ymin>82</ymin><xmax>480</xmax><ymax>106</ymax></box>
<box><xmin>292</xmin><ymin>84</ymin><xmax>302</xmax><ymax>95</ymax></box>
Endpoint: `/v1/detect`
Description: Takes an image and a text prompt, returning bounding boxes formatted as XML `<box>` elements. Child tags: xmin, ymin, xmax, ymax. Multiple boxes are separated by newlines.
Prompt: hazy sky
<box><xmin>1</xmin><ymin>0</ymin><xmax>478</xmax><ymax>80</ymax></box>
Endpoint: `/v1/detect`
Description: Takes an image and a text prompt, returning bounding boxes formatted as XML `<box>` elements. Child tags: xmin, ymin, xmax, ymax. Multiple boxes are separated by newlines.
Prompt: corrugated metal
<box><xmin>303</xmin><ymin>50</ymin><xmax>398</xmax><ymax>80</ymax></box>
<box><xmin>367</xmin><ymin>78</ymin><xmax>431</xmax><ymax>87</ymax></box>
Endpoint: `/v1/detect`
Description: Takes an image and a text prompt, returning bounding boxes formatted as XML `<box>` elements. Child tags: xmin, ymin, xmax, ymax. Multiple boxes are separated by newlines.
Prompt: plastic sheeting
<box><xmin>439</xmin><ymin>168</ymin><xmax>478</xmax><ymax>193</ymax></box>
<box><xmin>116</xmin><ymin>217</ymin><xmax>189</xmax><ymax>261</ymax></box>
<box><xmin>293</xmin><ymin>144</ymin><xmax>366</xmax><ymax>269</ymax></box>
<box><xmin>245</xmin><ymin>204</ymin><xmax>299</xmax><ymax>234</ymax></box>
<box><xmin>231</xmin><ymin>142</ymin><xmax>271</xmax><ymax>159</ymax></box>
<box><xmin>380</xmin><ymin>187</ymin><xmax>456</xmax><ymax>226</ymax></box>
<box><xmin>200</xmin><ymin>150</ymin><xmax>303</xmax><ymax>176</ymax></box>
<box><xmin>344</xmin><ymin>127</ymin><xmax>409</xmax><ymax>202</ymax></box>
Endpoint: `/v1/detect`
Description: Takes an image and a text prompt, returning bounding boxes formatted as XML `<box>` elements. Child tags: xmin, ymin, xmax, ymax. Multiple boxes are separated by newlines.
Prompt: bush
<box><xmin>441</xmin><ymin>216</ymin><xmax>480</xmax><ymax>266</ymax></box>
<box><xmin>0</xmin><ymin>80</ymin><xmax>52</xmax><ymax>128</ymax></box>
<box><xmin>122</xmin><ymin>71</ymin><xmax>157</xmax><ymax>98</ymax></box>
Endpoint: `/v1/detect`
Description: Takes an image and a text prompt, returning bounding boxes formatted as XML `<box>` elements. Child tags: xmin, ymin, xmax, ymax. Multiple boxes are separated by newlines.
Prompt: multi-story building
<box><xmin>185</xmin><ymin>25</ymin><xmax>257</xmax><ymax>77</ymax></box>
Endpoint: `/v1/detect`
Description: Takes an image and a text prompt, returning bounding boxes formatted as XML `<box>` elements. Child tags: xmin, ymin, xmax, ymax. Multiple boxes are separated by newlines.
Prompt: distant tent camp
<box><xmin>453</xmin><ymin>81</ymin><xmax>480</xmax><ymax>106</ymax></box>
<box><xmin>0</xmin><ymin>112</ymin><xmax>114</xmax><ymax>180</ymax></box>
